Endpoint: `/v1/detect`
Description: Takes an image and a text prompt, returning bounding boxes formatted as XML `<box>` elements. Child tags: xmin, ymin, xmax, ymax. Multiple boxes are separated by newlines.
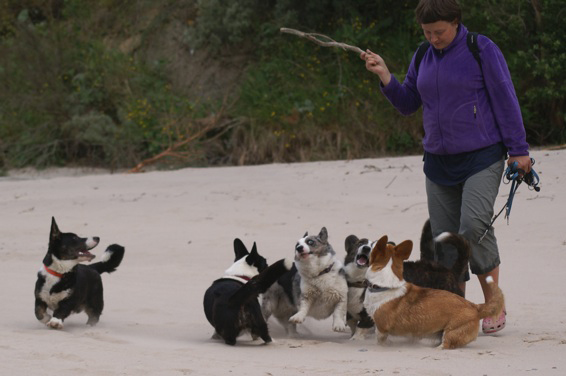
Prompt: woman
<box><xmin>361</xmin><ymin>0</ymin><xmax>531</xmax><ymax>334</ymax></box>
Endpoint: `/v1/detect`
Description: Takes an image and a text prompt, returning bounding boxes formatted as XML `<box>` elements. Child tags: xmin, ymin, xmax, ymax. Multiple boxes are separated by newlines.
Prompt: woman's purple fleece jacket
<box><xmin>381</xmin><ymin>24</ymin><xmax>529</xmax><ymax>157</ymax></box>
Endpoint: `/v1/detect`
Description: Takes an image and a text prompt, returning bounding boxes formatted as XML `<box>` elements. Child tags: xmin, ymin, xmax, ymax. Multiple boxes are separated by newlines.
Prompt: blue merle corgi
<box><xmin>261</xmin><ymin>227</ymin><xmax>348</xmax><ymax>336</ymax></box>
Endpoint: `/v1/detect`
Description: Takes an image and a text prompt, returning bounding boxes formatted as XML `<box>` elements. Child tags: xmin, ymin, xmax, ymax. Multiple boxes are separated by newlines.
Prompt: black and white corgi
<box><xmin>261</xmin><ymin>227</ymin><xmax>348</xmax><ymax>336</ymax></box>
<box><xmin>343</xmin><ymin>235</ymin><xmax>376</xmax><ymax>339</ymax></box>
<box><xmin>203</xmin><ymin>238</ymin><xmax>293</xmax><ymax>345</ymax></box>
<box><xmin>34</xmin><ymin>217</ymin><xmax>125</xmax><ymax>329</ymax></box>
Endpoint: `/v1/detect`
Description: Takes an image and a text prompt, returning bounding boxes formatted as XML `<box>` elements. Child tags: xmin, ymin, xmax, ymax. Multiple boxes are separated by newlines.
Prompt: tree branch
<box><xmin>128</xmin><ymin>116</ymin><xmax>218</xmax><ymax>173</ymax></box>
<box><xmin>280</xmin><ymin>27</ymin><xmax>364</xmax><ymax>55</ymax></box>
<box><xmin>128</xmin><ymin>95</ymin><xmax>236</xmax><ymax>173</ymax></box>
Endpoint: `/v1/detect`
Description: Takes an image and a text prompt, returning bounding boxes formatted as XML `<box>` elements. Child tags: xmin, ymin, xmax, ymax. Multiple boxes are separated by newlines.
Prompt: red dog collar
<box><xmin>44</xmin><ymin>265</ymin><xmax>63</xmax><ymax>278</ymax></box>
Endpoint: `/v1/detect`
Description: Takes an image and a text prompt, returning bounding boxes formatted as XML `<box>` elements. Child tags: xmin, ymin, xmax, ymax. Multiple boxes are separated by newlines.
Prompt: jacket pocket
<box><xmin>446</xmin><ymin>100</ymin><xmax>490</xmax><ymax>151</ymax></box>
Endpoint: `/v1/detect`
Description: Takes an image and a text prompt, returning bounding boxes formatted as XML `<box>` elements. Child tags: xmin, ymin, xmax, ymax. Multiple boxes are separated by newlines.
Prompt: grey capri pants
<box><xmin>426</xmin><ymin>158</ymin><xmax>505</xmax><ymax>276</ymax></box>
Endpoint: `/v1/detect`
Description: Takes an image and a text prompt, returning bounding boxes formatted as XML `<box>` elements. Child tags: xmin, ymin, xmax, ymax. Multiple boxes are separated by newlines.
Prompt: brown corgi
<box><xmin>363</xmin><ymin>234</ymin><xmax>504</xmax><ymax>349</ymax></box>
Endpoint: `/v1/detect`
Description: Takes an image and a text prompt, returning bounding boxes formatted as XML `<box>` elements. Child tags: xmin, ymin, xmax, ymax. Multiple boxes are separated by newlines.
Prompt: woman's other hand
<box><xmin>508</xmin><ymin>155</ymin><xmax>532</xmax><ymax>176</ymax></box>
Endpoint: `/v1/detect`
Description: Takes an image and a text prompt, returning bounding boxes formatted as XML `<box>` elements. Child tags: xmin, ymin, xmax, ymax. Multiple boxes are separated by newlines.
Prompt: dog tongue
<box><xmin>357</xmin><ymin>257</ymin><xmax>368</xmax><ymax>266</ymax></box>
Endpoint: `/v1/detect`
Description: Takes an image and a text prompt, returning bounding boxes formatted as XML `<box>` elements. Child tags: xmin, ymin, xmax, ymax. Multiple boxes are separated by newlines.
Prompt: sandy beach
<box><xmin>1</xmin><ymin>149</ymin><xmax>564</xmax><ymax>375</ymax></box>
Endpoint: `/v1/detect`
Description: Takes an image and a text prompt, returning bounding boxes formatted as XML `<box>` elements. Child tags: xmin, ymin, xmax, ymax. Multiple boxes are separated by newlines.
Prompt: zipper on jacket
<box><xmin>436</xmin><ymin>51</ymin><xmax>444</xmax><ymax>153</ymax></box>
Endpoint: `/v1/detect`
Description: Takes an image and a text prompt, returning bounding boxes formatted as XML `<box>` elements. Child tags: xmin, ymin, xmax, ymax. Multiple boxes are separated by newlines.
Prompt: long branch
<box><xmin>128</xmin><ymin>118</ymin><xmax>217</xmax><ymax>173</ymax></box>
<box><xmin>280</xmin><ymin>27</ymin><xmax>364</xmax><ymax>55</ymax></box>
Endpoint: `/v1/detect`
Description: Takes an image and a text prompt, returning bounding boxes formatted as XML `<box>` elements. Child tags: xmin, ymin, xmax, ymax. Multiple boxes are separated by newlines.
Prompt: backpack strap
<box><xmin>414</xmin><ymin>41</ymin><xmax>430</xmax><ymax>74</ymax></box>
<box><xmin>466</xmin><ymin>32</ymin><xmax>482</xmax><ymax>72</ymax></box>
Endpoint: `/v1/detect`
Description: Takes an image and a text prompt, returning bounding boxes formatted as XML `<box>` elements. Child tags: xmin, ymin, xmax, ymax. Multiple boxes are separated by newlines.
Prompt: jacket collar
<box><xmin>434</xmin><ymin>23</ymin><xmax>467</xmax><ymax>54</ymax></box>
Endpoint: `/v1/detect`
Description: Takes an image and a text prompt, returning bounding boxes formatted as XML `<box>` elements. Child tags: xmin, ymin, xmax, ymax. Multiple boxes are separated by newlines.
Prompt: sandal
<box><xmin>482</xmin><ymin>310</ymin><xmax>506</xmax><ymax>334</ymax></box>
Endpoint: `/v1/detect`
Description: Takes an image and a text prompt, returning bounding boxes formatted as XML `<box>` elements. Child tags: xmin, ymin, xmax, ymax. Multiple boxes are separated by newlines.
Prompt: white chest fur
<box><xmin>363</xmin><ymin>258</ymin><xmax>407</xmax><ymax>318</ymax></box>
<box><xmin>39</xmin><ymin>268</ymin><xmax>71</xmax><ymax>311</ymax></box>
<box><xmin>363</xmin><ymin>286</ymin><xmax>406</xmax><ymax>318</ymax></box>
<box><xmin>298</xmin><ymin>269</ymin><xmax>348</xmax><ymax>319</ymax></box>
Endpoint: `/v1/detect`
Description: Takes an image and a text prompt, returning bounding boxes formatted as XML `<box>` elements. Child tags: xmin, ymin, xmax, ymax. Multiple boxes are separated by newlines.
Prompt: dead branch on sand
<box><xmin>544</xmin><ymin>144</ymin><xmax>566</xmax><ymax>151</ymax></box>
<box><xmin>129</xmin><ymin>98</ymin><xmax>235</xmax><ymax>173</ymax></box>
<box><xmin>280</xmin><ymin>27</ymin><xmax>364</xmax><ymax>55</ymax></box>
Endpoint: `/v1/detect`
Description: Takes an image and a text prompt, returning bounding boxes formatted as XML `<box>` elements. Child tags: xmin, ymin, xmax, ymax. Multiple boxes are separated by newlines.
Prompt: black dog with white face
<box><xmin>203</xmin><ymin>238</ymin><xmax>292</xmax><ymax>345</ymax></box>
<box><xmin>34</xmin><ymin>217</ymin><xmax>125</xmax><ymax>329</ymax></box>
<box><xmin>343</xmin><ymin>235</ymin><xmax>376</xmax><ymax>339</ymax></box>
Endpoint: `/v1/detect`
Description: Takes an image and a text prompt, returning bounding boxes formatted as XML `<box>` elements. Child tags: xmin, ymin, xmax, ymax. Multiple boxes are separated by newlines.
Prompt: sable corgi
<box><xmin>203</xmin><ymin>238</ymin><xmax>293</xmax><ymax>345</ymax></box>
<box><xmin>34</xmin><ymin>217</ymin><xmax>125</xmax><ymax>329</ymax></box>
<box><xmin>364</xmin><ymin>235</ymin><xmax>505</xmax><ymax>349</ymax></box>
<box><xmin>343</xmin><ymin>222</ymin><xmax>470</xmax><ymax>338</ymax></box>
<box><xmin>343</xmin><ymin>235</ymin><xmax>376</xmax><ymax>339</ymax></box>
<box><xmin>262</xmin><ymin>227</ymin><xmax>348</xmax><ymax>336</ymax></box>
<box><xmin>403</xmin><ymin>219</ymin><xmax>470</xmax><ymax>297</ymax></box>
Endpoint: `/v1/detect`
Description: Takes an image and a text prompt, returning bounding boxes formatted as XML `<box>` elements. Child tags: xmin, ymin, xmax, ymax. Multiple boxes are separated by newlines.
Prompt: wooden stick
<box><xmin>280</xmin><ymin>27</ymin><xmax>364</xmax><ymax>55</ymax></box>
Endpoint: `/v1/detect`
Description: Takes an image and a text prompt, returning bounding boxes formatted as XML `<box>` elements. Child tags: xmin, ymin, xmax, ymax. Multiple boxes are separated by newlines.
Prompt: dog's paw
<box><xmin>86</xmin><ymin>316</ymin><xmax>99</xmax><ymax>326</ymax></box>
<box><xmin>350</xmin><ymin>327</ymin><xmax>373</xmax><ymax>340</ymax></box>
<box><xmin>289</xmin><ymin>313</ymin><xmax>306</xmax><ymax>324</ymax></box>
<box><xmin>350</xmin><ymin>330</ymin><xmax>366</xmax><ymax>340</ymax></box>
<box><xmin>47</xmin><ymin>317</ymin><xmax>64</xmax><ymax>330</ymax></box>
<box><xmin>38</xmin><ymin>314</ymin><xmax>52</xmax><ymax>324</ymax></box>
<box><xmin>377</xmin><ymin>332</ymin><xmax>389</xmax><ymax>345</ymax></box>
<box><xmin>332</xmin><ymin>322</ymin><xmax>347</xmax><ymax>332</ymax></box>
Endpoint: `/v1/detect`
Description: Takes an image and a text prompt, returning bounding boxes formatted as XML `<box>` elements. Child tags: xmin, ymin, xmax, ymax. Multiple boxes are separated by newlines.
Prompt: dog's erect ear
<box><xmin>246</xmin><ymin>242</ymin><xmax>260</xmax><ymax>266</ymax></box>
<box><xmin>376</xmin><ymin>235</ymin><xmax>388</xmax><ymax>250</ymax></box>
<box><xmin>50</xmin><ymin>217</ymin><xmax>61</xmax><ymax>242</ymax></box>
<box><xmin>303</xmin><ymin>231</ymin><xmax>308</xmax><ymax>238</ymax></box>
<box><xmin>318</xmin><ymin>227</ymin><xmax>328</xmax><ymax>242</ymax></box>
<box><xmin>233</xmin><ymin>238</ymin><xmax>249</xmax><ymax>261</ymax></box>
<box><xmin>344</xmin><ymin>235</ymin><xmax>359</xmax><ymax>254</ymax></box>
<box><xmin>395</xmin><ymin>240</ymin><xmax>413</xmax><ymax>261</ymax></box>
<box><xmin>369</xmin><ymin>235</ymin><xmax>388</xmax><ymax>265</ymax></box>
<box><xmin>249</xmin><ymin>242</ymin><xmax>258</xmax><ymax>257</ymax></box>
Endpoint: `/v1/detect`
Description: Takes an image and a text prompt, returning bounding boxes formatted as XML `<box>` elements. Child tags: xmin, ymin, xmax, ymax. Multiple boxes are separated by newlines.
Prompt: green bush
<box><xmin>0</xmin><ymin>0</ymin><xmax>563</xmax><ymax>171</ymax></box>
<box><xmin>0</xmin><ymin>2</ymin><xmax>204</xmax><ymax>169</ymax></box>
<box><xmin>464</xmin><ymin>0</ymin><xmax>565</xmax><ymax>145</ymax></box>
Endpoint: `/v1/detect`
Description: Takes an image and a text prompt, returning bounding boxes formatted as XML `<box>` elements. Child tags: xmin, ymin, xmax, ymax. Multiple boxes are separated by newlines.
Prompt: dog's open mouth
<box><xmin>78</xmin><ymin>250</ymin><xmax>96</xmax><ymax>261</ymax></box>
<box><xmin>356</xmin><ymin>254</ymin><xmax>369</xmax><ymax>267</ymax></box>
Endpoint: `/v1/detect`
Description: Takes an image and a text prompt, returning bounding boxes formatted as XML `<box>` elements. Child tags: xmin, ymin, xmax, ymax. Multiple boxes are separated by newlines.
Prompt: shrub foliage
<box><xmin>0</xmin><ymin>0</ymin><xmax>563</xmax><ymax>171</ymax></box>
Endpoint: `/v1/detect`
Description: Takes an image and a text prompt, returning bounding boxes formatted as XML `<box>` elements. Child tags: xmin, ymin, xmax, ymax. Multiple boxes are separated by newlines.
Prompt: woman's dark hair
<box><xmin>415</xmin><ymin>0</ymin><xmax>462</xmax><ymax>24</ymax></box>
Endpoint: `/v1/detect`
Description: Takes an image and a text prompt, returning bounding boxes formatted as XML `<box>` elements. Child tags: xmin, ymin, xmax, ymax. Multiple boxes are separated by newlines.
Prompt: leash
<box><xmin>478</xmin><ymin>158</ymin><xmax>540</xmax><ymax>244</ymax></box>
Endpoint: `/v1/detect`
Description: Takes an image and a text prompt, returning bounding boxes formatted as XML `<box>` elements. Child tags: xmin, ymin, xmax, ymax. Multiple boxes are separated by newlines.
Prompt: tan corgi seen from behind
<box><xmin>363</xmin><ymin>234</ymin><xmax>504</xmax><ymax>349</ymax></box>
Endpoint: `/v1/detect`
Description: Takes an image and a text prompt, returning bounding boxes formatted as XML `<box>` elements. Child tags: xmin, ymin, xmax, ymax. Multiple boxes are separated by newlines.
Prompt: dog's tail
<box><xmin>477</xmin><ymin>277</ymin><xmax>505</xmax><ymax>320</ymax></box>
<box><xmin>228</xmin><ymin>258</ymin><xmax>293</xmax><ymax>307</ymax></box>
<box><xmin>434</xmin><ymin>232</ymin><xmax>470</xmax><ymax>281</ymax></box>
<box><xmin>419</xmin><ymin>219</ymin><xmax>435</xmax><ymax>261</ymax></box>
<box><xmin>89</xmin><ymin>244</ymin><xmax>125</xmax><ymax>274</ymax></box>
